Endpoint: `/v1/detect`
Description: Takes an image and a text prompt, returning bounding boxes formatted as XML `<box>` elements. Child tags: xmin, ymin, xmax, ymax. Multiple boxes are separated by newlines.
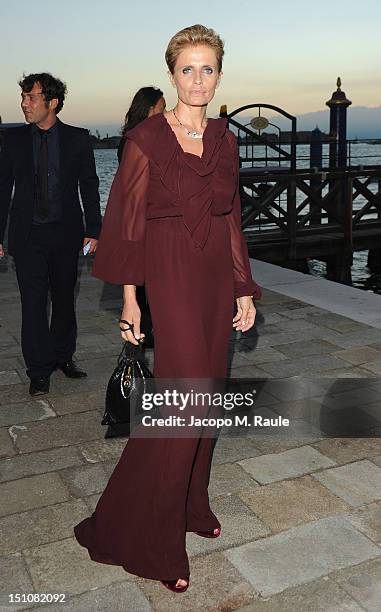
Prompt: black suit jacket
<box><xmin>0</xmin><ymin>118</ymin><xmax>102</xmax><ymax>256</ymax></box>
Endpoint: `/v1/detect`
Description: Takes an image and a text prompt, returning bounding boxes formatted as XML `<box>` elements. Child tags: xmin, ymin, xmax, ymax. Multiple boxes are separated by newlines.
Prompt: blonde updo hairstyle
<box><xmin>165</xmin><ymin>24</ymin><xmax>225</xmax><ymax>74</ymax></box>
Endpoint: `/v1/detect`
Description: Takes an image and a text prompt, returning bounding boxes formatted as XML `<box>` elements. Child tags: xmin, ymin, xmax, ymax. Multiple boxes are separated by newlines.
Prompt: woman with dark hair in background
<box><xmin>117</xmin><ymin>87</ymin><xmax>166</xmax><ymax>346</ymax></box>
<box><xmin>117</xmin><ymin>86</ymin><xmax>166</xmax><ymax>162</ymax></box>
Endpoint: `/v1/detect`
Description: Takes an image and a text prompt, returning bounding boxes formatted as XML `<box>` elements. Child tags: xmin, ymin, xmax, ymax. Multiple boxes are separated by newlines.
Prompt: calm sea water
<box><xmin>94</xmin><ymin>145</ymin><xmax>381</xmax><ymax>295</ymax></box>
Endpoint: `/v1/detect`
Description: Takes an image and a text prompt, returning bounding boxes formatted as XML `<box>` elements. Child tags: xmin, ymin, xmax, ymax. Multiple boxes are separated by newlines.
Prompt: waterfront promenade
<box><xmin>1</xmin><ymin>253</ymin><xmax>381</xmax><ymax>611</ymax></box>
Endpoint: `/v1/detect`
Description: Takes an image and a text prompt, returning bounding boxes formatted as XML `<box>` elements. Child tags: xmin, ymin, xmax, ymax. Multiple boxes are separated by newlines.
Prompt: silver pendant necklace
<box><xmin>172</xmin><ymin>108</ymin><xmax>206</xmax><ymax>139</ymax></box>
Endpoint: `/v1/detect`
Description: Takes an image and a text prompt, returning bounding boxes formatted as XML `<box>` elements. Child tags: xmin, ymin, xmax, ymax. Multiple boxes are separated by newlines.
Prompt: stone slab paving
<box><xmin>186</xmin><ymin>494</ymin><xmax>270</xmax><ymax>558</ymax></box>
<box><xmin>346</xmin><ymin>501</ymin><xmax>381</xmax><ymax>545</ymax></box>
<box><xmin>0</xmin><ymin>399</ymin><xmax>57</xmax><ymax>427</ymax></box>
<box><xmin>207</xmin><ymin>461</ymin><xmax>260</xmax><ymax>499</ymax></box>
<box><xmin>237</xmin><ymin>475</ymin><xmax>351</xmax><ymax>533</ymax></box>
<box><xmin>0</xmin><ymin>553</ymin><xmax>36</xmax><ymax>611</ymax></box>
<box><xmin>210</xmin><ymin>435</ymin><xmax>263</xmax><ymax>465</ymax></box>
<box><xmin>58</xmin><ymin>462</ymin><xmax>110</xmax><ymax>497</ymax></box>
<box><xmin>235</xmin><ymin>577</ymin><xmax>366</xmax><ymax>611</ymax></box>
<box><xmin>225</xmin><ymin>515</ymin><xmax>381</xmax><ymax>598</ymax></box>
<box><xmin>312</xmin><ymin>459</ymin><xmax>381</xmax><ymax>507</ymax></box>
<box><xmin>238</xmin><ymin>445</ymin><xmax>337</xmax><ymax>484</ymax></box>
<box><xmin>311</xmin><ymin>438</ymin><xmax>381</xmax><ymax>464</ymax></box>
<box><xmin>0</xmin><ymin>446</ymin><xmax>85</xmax><ymax>483</ymax></box>
<box><xmin>136</xmin><ymin>551</ymin><xmax>256</xmax><ymax>612</ymax></box>
<box><xmin>25</xmin><ymin>582</ymin><xmax>152</xmax><ymax>612</ymax></box>
<box><xmin>0</xmin><ymin>472</ymin><xmax>70</xmax><ymax>518</ymax></box>
<box><xmin>0</xmin><ymin>370</ymin><xmax>22</xmax><ymax>385</ymax></box>
<box><xmin>252</xmin><ymin>378</ymin><xmax>328</xmax><ymax>402</ymax></box>
<box><xmin>7</xmin><ymin>411</ymin><xmax>105</xmax><ymax>454</ymax></box>
<box><xmin>0</xmin><ymin>427</ymin><xmax>18</xmax><ymax>458</ymax></box>
<box><xmin>328</xmin><ymin>557</ymin><xmax>381</xmax><ymax>612</ymax></box>
<box><xmin>77</xmin><ymin>436</ymin><xmax>127</xmax><ymax>463</ymax></box>
<box><xmin>47</xmin><ymin>390</ymin><xmax>105</xmax><ymax>416</ymax></box>
<box><xmin>1</xmin><ymin>256</ymin><xmax>381</xmax><ymax>610</ymax></box>
<box><xmin>23</xmin><ymin>538</ymin><xmax>133</xmax><ymax>595</ymax></box>
<box><xmin>0</xmin><ymin>499</ymin><xmax>90</xmax><ymax>556</ymax></box>
<box><xmin>246</xmin><ymin>419</ymin><xmax>325</xmax><ymax>454</ymax></box>
<box><xmin>372</xmin><ymin>454</ymin><xmax>381</xmax><ymax>467</ymax></box>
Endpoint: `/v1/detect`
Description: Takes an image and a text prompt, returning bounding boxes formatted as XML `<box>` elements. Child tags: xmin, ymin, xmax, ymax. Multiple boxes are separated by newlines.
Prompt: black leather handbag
<box><xmin>101</xmin><ymin>337</ymin><xmax>153</xmax><ymax>438</ymax></box>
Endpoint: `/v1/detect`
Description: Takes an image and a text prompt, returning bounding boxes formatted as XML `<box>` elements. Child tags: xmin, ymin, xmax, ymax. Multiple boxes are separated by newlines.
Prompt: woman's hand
<box><xmin>233</xmin><ymin>296</ymin><xmax>256</xmax><ymax>332</ymax></box>
<box><xmin>120</xmin><ymin>285</ymin><xmax>145</xmax><ymax>346</ymax></box>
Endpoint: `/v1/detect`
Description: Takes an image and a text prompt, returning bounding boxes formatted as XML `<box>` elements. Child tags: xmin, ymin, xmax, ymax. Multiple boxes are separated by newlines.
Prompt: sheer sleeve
<box><xmin>226</xmin><ymin>132</ymin><xmax>262</xmax><ymax>300</ymax></box>
<box><xmin>92</xmin><ymin>138</ymin><xmax>148</xmax><ymax>285</ymax></box>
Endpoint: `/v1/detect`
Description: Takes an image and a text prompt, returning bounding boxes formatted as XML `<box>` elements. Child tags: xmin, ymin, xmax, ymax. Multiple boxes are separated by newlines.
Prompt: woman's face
<box><xmin>169</xmin><ymin>44</ymin><xmax>222</xmax><ymax>107</ymax></box>
<box><xmin>149</xmin><ymin>96</ymin><xmax>166</xmax><ymax>117</ymax></box>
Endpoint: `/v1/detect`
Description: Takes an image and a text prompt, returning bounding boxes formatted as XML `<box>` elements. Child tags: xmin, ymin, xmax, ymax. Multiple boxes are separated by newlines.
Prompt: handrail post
<box><xmin>343</xmin><ymin>176</ymin><xmax>353</xmax><ymax>254</ymax></box>
<box><xmin>367</xmin><ymin>176</ymin><xmax>381</xmax><ymax>273</ymax></box>
<box><xmin>287</xmin><ymin>177</ymin><xmax>297</xmax><ymax>261</ymax></box>
<box><xmin>310</xmin><ymin>127</ymin><xmax>323</xmax><ymax>225</ymax></box>
<box><xmin>332</xmin><ymin>175</ymin><xmax>353</xmax><ymax>284</ymax></box>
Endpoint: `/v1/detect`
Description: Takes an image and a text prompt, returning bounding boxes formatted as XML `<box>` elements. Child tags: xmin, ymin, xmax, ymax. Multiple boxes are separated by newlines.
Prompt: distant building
<box><xmin>238</xmin><ymin>130</ymin><xmax>330</xmax><ymax>145</ymax></box>
<box><xmin>280</xmin><ymin>130</ymin><xmax>330</xmax><ymax>144</ymax></box>
<box><xmin>89</xmin><ymin>134</ymin><xmax>121</xmax><ymax>150</ymax></box>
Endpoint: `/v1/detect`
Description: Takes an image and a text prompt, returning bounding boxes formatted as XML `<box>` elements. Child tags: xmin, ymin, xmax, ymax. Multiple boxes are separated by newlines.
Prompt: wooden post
<box><xmin>287</xmin><ymin>178</ymin><xmax>297</xmax><ymax>261</ymax></box>
<box><xmin>340</xmin><ymin>176</ymin><xmax>353</xmax><ymax>283</ymax></box>
<box><xmin>367</xmin><ymin>177</ymin><xmax>381</xmax><ymax>273</ymax></box>
<box><xmin>367</xmin><ymin>248</ymin><xmax>381</xmax><ymax>273</ymax></box>
<box><xmin>327</xmin><ymin>176</ymin><xmax>353</xmax><ymax>284</ymax></box>
<box><xmin>310</xmin><ymin>127</ymin><xmax>323</xmax><ymax>225</ymax></box>
<box><xmin>343</xmin><ymin>177</ymin><xmax>353</xmax><ymax>253</ymax></box>
<box><xmin>325</xmin><ymin>79</ymin><xmax>352</xmax><ymax>282</ymax></box>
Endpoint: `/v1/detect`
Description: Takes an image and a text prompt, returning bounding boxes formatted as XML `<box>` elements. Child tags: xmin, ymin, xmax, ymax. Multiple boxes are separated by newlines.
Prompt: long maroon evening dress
<box><xmin>73</xmin><ymin>112</ymin><xmax>261</xmax><ymax>581</ymax></box>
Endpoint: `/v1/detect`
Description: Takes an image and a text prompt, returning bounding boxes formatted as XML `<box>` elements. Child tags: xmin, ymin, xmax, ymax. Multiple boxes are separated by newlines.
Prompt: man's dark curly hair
<box><xmin>18</xmin><ymin>72</ymin><xmax>67</xmax><ymax>114</ymax></box>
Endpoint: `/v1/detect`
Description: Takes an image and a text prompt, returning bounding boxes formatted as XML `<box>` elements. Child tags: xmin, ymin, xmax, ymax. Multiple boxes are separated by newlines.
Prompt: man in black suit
<box><xmin>0</xmin><ymin>73</ymin><xmax>102</xmax><ymax>395</ymax></box>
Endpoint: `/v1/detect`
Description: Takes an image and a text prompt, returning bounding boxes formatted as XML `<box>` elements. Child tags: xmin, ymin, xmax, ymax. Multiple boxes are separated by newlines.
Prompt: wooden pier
<box><xmin>222</xmin><ymin>95</ymin><xmax>381</xmax><ymax>284</ymax></box>
<box><xmin>241</xmin><ymin>165</ymin><xmax>381</xmax><ymax>282</ymax></box>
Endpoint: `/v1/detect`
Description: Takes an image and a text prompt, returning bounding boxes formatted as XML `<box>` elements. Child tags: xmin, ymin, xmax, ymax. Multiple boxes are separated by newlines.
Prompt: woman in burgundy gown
<box><xmin>74</xmin><ymin>24</ymin><xmax>261</xmax><ymax>593</ymax></box>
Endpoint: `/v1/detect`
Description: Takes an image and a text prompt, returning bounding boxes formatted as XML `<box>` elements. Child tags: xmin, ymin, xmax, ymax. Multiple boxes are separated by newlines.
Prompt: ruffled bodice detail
<box><xmin>126</xmin><ymin>114</ymin><xmax>234</xmax><ymax>249</ymax></box>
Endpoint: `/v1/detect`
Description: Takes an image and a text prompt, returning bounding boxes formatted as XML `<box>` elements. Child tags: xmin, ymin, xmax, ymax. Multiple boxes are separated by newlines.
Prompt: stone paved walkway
<box><xmin>0</xmin><ymin>254</ymin><xmax>381</xmax><ymax>611</ymax></box>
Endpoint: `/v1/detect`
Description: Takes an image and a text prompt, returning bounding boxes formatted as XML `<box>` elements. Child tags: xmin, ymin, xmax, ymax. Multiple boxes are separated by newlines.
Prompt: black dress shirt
<box><xmin>32</xmin><ymin>121</ymin><xmax>62</xmax><ymax>224</ymax></box>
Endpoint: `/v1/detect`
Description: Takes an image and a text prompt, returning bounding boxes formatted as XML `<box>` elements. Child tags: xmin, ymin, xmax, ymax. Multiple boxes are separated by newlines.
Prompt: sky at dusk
<box><xmin>1</xmin><ymin>0</ymin><xmax>380</xmax><ymax>135</ymax></box>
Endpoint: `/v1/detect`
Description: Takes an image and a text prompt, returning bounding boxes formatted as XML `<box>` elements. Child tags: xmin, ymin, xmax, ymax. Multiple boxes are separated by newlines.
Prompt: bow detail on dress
<box><xmin>126</xmin><ymin>114</ymin><xmax>230</xmax><ymax>249</ymax></box>
<box><xmin>177</xmin><ymin>117</ymin><xmax>226</xmax><ymax>248</ymax></box>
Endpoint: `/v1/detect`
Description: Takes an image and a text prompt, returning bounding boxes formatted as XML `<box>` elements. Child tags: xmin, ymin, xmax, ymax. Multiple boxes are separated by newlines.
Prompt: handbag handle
<box><xmin>117</xmin><ymin>341</ymin><xmax>145</xmax><ymax>365</ymax></box>
<box><xmin>118</xmin><ymin>319</ymin><xmax>146</xmax><ymax>365</ymax></box>
<box><xmin>119</xmin><ymin>319</ymin><xmax>145</xmax><ymax>343</ymax></box>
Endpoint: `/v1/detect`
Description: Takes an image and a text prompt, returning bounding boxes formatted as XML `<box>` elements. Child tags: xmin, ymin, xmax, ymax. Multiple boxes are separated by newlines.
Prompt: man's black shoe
<box><xmin>29</xmin><ymin>376</ymin><xmax>50</xmax><ymax>396</ymax></box>
<box><xmin>55</xmin><ymin>360</ymin><xmax>87</xmax><ymax>379</ymax></box>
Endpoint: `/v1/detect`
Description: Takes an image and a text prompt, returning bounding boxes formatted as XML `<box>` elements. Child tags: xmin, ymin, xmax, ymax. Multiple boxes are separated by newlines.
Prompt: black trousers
<box><xmin>14</xmin><ymin>224</ymin><xmax>80</xmax><ymax>378</ymax></box>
